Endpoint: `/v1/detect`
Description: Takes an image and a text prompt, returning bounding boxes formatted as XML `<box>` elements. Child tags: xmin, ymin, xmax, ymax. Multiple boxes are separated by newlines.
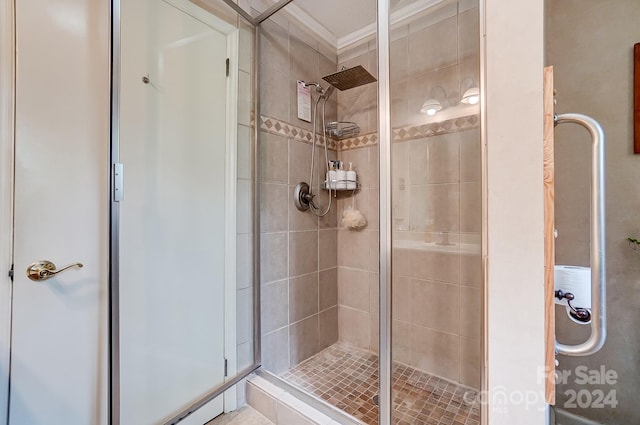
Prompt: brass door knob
<box><xmin>26</xmin><ymin>260</ymin><xmax>83</xmax><ymax>282</ymax></box>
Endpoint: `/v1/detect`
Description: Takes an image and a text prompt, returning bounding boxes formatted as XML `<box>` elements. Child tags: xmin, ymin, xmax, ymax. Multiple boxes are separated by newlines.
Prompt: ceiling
<box><xmin>285</xmin><ymin>0</ymin><xmax>378</xmax><ymax>40</ymax></box>
<box><xmin>276</xmin><ymin>0</ymin><xmax>426</xmax><ymax>49</ymax></box>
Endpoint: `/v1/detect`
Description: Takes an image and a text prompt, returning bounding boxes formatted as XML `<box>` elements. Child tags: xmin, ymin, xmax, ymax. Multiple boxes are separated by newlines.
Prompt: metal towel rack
<box><xmin>554</xmin><ymin>113</ymin><xmax>607</xmax><ymax>356</ymax></box>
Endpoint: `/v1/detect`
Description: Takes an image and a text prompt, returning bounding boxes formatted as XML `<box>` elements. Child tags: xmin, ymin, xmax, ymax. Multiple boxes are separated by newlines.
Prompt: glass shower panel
<box><xmin>389</xmin><ymin>0</ymin><xmax>482</xmax><ymax>423</ymax></box>
<box><xmin>117</xmin><ymin>0</ymin><xmax>256</xmax><ymax>423</ymax></box>
<box><xmin>257</xmin><ymin>0</ymin><xmax>380</xmax><ymax>423</ymax></box>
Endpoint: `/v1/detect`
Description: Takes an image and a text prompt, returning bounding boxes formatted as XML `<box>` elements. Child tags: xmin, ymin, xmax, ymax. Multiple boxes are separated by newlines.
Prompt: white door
<box><xmin>8</xmin><ymin>0</ymin><xmax>111</xmax><ymax>424</ymax></box>
<box><xmin>119</xmin><ymin>0</ymin><xmax>235</xmax><ymax>423</ymax></box>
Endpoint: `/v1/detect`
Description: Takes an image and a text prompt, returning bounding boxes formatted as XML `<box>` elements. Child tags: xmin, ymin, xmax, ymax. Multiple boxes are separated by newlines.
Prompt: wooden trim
<box><xmin>634</xmin><ymin>44</ymin><xmax>640</xmax><ymax>154</ymax></box>
<box><xmin>543</xmin><ymin>66</ymin><xmax>556</xmax><ymax>405</ymax></box>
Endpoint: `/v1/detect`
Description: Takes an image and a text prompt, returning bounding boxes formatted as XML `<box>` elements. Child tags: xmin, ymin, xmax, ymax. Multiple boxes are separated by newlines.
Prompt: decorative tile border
<box><xmin>336</xmin><ymin>132</ymin><xmax>378</xmax><ymax>151</ymax></box>
<box><xmin>260</xmin><ymin>115</ymin><xmax>337</xmax><ymax>150</ymax></box>
<box><xmin>260</xmin><ymin>114</ymin><xmax>480</xmax><ymax>152</ymax></box>
<box><xmin>392</xmin><ymin>114</ymin><xmax>480</xmax><ymax>144</ymax></box>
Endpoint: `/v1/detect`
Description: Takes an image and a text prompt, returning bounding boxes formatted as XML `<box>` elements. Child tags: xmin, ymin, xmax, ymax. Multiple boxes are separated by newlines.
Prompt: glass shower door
<box><xmin>385</xmin><ymin>0</ymin><xmax>483</xmax><ymax>423</ymax></box>
<box><xmin>116</xmin><ymin>0</ymin><xmax>256</xmax><ymax>423</ymax></box>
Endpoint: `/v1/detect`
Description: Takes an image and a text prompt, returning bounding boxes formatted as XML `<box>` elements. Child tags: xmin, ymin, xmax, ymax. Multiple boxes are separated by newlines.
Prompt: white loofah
<box><xmin>342</xmin><ymin>206</ymin><xmax>367</xmax><ymax>229</ymax></box>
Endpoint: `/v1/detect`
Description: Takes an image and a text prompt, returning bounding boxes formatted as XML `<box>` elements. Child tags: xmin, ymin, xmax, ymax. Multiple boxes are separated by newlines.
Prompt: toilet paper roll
<box><xmin>554</xmin><ymin>265</ymin><xmax>591</xmax><ymax>309</ymax></box>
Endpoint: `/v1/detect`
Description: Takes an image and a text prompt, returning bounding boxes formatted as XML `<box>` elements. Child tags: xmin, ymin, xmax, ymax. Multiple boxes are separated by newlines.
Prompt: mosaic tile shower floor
<box><xmin>281</xmin><ymin>343</ymin><xmax>480</xmax><ymax>425</ymax></box>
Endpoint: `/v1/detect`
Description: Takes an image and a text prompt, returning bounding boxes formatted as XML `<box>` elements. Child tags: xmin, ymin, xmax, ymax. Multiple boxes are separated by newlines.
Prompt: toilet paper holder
<box><xmin>554</xmin><ymin>289</ymin><xmax>591</xmax><ymax>323</ymax></box>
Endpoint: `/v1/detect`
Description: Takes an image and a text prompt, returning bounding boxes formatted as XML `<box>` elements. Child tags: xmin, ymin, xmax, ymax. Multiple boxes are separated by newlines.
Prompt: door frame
<box><xmin>110</xmin><ymin>0</ymin><xmax>241</xmax><ymax>422</ymax></box>
<box><xmin>0</xmin><ymin>0</ymin><xmax>14</xmax><ymax>422</ymax></box>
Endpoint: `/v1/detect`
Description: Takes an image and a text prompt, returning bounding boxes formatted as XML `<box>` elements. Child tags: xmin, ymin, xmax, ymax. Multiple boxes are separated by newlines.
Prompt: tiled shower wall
<box><xmin>335</xmin><ymin>2</ymin><xmax>482</xmax><ymax>389</ymax></box>
<box><xmin>257</xmin><ymin>11</ymin><xmax>341</xmax><ymax>374</ymax></box>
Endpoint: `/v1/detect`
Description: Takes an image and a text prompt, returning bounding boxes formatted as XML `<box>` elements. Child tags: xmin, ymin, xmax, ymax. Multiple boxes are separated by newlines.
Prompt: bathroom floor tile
<box><xmin>281</xmin><ymin>342</ymin><xmax>479</xmax><ymax>425</ymax></box>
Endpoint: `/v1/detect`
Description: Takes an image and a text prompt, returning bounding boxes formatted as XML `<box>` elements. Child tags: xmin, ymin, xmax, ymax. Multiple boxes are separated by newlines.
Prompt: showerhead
<box><xmin>321</xmin><ymin>84</ymin><xmax>335</xmax><ymax>100</ymax></box>
<box><xmin>322</xmin><ymin>65</ymin><xmax>377</xmax><ymax>91</ymax></box>
<box><xmin>302</xmin><ymin>82</ymin><xmax>335</xmax><ymax>100</ymax></box>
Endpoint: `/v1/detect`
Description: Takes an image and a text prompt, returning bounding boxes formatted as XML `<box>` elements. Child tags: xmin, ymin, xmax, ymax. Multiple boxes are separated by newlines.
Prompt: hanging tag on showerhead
<box><xmin>297</xmin><ymin>80</ymin><xmax>311</xmax><ymax>122</ymax></box>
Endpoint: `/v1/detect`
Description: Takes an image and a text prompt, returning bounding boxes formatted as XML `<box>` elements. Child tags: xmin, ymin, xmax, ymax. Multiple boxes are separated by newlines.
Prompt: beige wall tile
<box><xmin>368</xmin><ymin>230</ymin><xmax>379</xmax><ymax>271</ymax></box>
<box><xmin>290</xmin><ymin>315</ymin><xmax>319</xmax><ymax>365</ymax></box>
<box><xmin>238</xmin><ymin>125</ymin><xmax>252</xmax><ymax>180</ymax></box>
<box><xmin>338</xmin><ymin>267</ymin><xmax>370</xmax><ymax>312</ymax></box>
<box><xmin>260</xmin><ymin>232</ymin><xmax>288</xmax><ymax>284</ymax></box>
<box><xmin>409</xmin><ymin>135</ymin><xmax>459</xmax><ymax>185</ymax></box>
<box><xmin>338</xmin><ymin>306</ymin><xmax>370</xmax><ymax>349</ymax></box>
<box><xmin>369</xmin><ymin>272</ymin><xmax>379</xmax><ymax>316</ymax></box>
<box><xmin>276</xmin><ymin>402</ymin><xmax>316</xmax><ymax>425</ymax></box>
<box><xmin>393</xmin><ymin>320</ymin><xmax>412</xmax><ymax>365</ymax></box>
<box><xmin>237</xmin><ymin>288</ymin><xmax>253</xmax><ymax>344</ymax></box>
<box><xmin>238</xmin><ymin>22</ymin><xmax>254</xmax><ymax>74</ymax></box>
<box><xmin>460</xmin><ymin>182</ymin><xmax>481</xmax><ymax>233</ymax></box>
<box><xmin>404</xmin><ymin>249</ymin><xmax>460</xmax><ymax>283</ymax></box>
<box><xmin>337</xmin><ymin>229</ymin><xmax>369</xmax><ymax>270</ymax></box>
<box><xmin>237</xmin><ymin>179</ymin><xmax>253</xmax><ymax>234</ymax></box>
<box><xmin>319</xmin><ymin>229</ymin><xmax>337</xmax><ymax>270</ymax></box>
<box><xmin>260</xmin><ymin>64</ymin><xmax>289</xmax><ymax>121</ymax></box>
<box><xmin>259</xmin><ymin>132</ymin><xmax>288</xmax><ymax>184</ymax></box>
<box><xmin>410</xmin><ymin>325</ymin><xmax>459</xmax><ymax>382</ymax></box>
<box><xmin>288</xmin><ymin>140</ymin><xmax>312</xmax><ymax>185</ymax></box>
<box><xmin>409</xmin><ymin>183</ymin><xmax>459</xmax><ymax>233</ymax></box>
<box><xmin>408</xmin><ymin>16</ymin><xmax>457</xmax><ymax>74</ymax></box>
<box><xmin>459</xmin><ymin>253</ymin><xmax>482</xmax><ymax>287</ymax></box>
<box><xmin>262</xmin><ymin>279</ymin><xmax>288</xmax><ymax>334</ymax></box>
<box><xmin>236</xmin><ymin>233</ymin><xmax>253</xmax><ymax>290</ymax></box>
<box><xmin>238</xmin><ymin>70</ymin><xmax>252</xmax><ymax>126</ymax></box>
<box><xmin>392</xmin><ymin>276</ymin><xmax>411</xmax><ymax>323</ymax></box>
<box><xmin>411</xmin><ymin>279</ymin><xmax>459</xmax><ymax>334</ymax></box>
<box><xmin>458</xmin><ymin>7</ymin><xmax>480</xmax><ymax>66</ymax></box>
<box><xmin>460</xmin><ymin>285</ymin><xmax>481</xmax><ymax>339</ymax></box>
<box><xmin>246</xmin><ymin>382</ymin><xmax>278</xmax><ymax>423</ymax></box>
<box><xmin>260</xmin><ymin>183</ymin><xmax>289</xmax><ymax>232</ymax></box>
<box><xmin>319</xmin><ymin>267</ymin><xmax>338</xmax><ymax>311</ymax></box>
<box><xmin>262</xmin><ymin>327</ymin><xmax>289</xmax><ymax>374</ymax></box>
<box><xmin>460</xmin><ymin>336</ymin><xmax>481</xmax><ymax>390</ymax></box>
<box><xmin>370</xmin><ymin>314</ymin><xmax>379</xmax><ymax>353</ymax></box>
<box><xmin>259</xmin><ymin>19</ymin><xmax>288</xmax><ymax>72</ymax></box>
<box><xmin>369</xmin><ymin>147</ymin><xmax>379</xmax><ymax>190</ymax></box>
<box><xmin>289</xmin><ymin>231</ymin><xmax>318</xmax><ymax>277</ymax></box>
<box><xmin>459</xmin><ymin>129</ymin><xmax>481</xmax><ymax>183</ymax></box>
<box><xmin>289</xmin><ymin>272</ymin><xmax>319</xmax><ymax>323</ymax></box>
<box><xmin>390</xmin><ymin>36</ymin><xmax>409</xmax><ymax>83</ymax></box>
<box><xmin>319</xmin><ymin>307</ymin><xmax>338</xmax><ymax>350</ymax></box>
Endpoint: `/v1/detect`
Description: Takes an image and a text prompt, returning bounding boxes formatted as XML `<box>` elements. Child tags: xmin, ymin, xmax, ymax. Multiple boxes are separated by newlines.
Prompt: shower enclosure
<box><xmin>111</xmin><ymin>0</ymin><xmax>484</xmax><ymax>423</ymax></box>
<box><xmin>252</xmin><ymin>0</ymin><xmax>483</xmax><ymax>424</ymax></box>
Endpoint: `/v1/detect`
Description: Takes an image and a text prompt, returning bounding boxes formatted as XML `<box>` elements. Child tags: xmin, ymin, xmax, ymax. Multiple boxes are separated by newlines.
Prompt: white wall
<box><xmin>484</xmin><ymin>0</ymin><xmax>547</xmax><ymax>423</ymax></box>
<box><xmin>0</xmin><ymin>0</ymin><xmax>14</xmax><ymax>421</ymax></box>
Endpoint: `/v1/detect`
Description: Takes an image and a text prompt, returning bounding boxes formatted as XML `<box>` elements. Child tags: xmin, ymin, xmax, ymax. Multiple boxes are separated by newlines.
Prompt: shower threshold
<box><xmin>280</xmin><ymin>342</ymin><xmax>480</xmax><ymax>425</ymax></box>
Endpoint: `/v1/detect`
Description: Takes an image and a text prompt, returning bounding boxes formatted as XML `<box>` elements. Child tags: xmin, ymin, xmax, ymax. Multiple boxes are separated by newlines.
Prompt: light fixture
<box><xmin>420</xmin><ymin>98</ymin><xmax>443</xmax><ymax>116</ymax></box>
<box><xmin>420</xmin><ymin>86</ymin><xmax>447</xmax><ymax>116</ymax></box>
<box><xmin>461</xmin><ymin>86</ymin><xmax>480</xmax><ymax>105</ymax></box>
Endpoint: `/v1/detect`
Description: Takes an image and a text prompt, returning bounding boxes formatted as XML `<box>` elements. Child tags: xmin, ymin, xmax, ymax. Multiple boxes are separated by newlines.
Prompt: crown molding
<box><xmin>337</xmin><ymin>0</ymin><xmax>446</xmax><ymax>50</ymax></box>
<box><xmin>265</xmin><ymin>1</ymin><xmax>337</xmax><ymax>48</ymax></box>
<box><xmin>263</xmin><ymin>0</ymin><xmax>448</xmax><ymax>52</ymax></box>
